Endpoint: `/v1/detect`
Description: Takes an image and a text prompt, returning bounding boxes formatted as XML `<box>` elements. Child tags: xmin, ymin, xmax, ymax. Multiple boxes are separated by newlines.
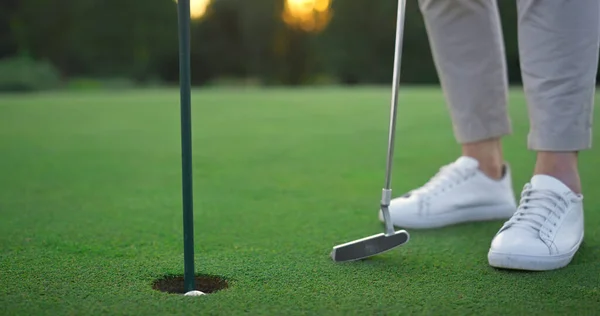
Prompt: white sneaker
<box><xmin>487</xmin><ymin>175</ymin><xmax>584</xmax><ymax>271</ymax></box>
<box><xmin>379</xmin><ymin>156</ymin><xmax>517</xmax><ymax>229</ymax></box>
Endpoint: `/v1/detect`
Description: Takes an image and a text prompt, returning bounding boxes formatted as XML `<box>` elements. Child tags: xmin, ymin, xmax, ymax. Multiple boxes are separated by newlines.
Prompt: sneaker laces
<box><xmin>506</xmin><ymin>184</ymin><xmax>569</xmax><ymax>234</ymax></box>
<box><xmin>413</xmin><ymin>164</ymin><xmax>474</xmax><ymax>196</ymax></box>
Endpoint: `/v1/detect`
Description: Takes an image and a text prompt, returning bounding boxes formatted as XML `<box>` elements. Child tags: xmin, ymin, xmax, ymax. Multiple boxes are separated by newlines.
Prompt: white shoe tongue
<box><xmin>453</xmin><ymin>156</ymin><xmax>479</xmax><ymax>169</ymax></box>
<box><xmin>530</xmin><ymin>175</ymin><xmax>572</xmax><ymax>194</ymax></box>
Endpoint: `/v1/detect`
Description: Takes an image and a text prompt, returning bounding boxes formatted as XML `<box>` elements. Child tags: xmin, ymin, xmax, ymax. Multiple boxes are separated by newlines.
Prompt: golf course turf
<box><xmin>1</xmin><ymin>87</ymin><xmax>599</xmax><ymax>315</ymax></box>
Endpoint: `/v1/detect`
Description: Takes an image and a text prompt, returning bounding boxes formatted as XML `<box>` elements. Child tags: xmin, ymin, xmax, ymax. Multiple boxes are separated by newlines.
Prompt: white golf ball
<box><xmin>184</xmin><ymin>290</ymin><xmax>206</xmax><ymax>296</ymax></box>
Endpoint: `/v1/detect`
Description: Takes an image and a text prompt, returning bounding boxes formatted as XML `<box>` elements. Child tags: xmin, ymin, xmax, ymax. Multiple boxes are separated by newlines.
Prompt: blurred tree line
<box><xmin>0</xmin><ymin>0</ymin><xmax>589</xmax><ymax>90</ymax></box>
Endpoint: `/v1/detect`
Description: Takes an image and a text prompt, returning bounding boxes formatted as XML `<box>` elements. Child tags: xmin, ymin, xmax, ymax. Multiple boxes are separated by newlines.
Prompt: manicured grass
<box><xmin>1</xmin><ymin>87</ymin><xmax>599</xmax><ymax>315</ymax></box>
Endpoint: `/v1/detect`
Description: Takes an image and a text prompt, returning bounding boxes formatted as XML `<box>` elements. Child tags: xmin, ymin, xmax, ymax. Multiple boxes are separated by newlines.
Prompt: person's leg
<box><xmin>419</xmin><ymin>0</ymin><xmax>510</xmax><ymax>179</ymax></box>
<box><xmin>381</xmin><ymin>0</ymin><xmax>517</xmax><ymax>229</ymax></box>
<box><xmin>488</xmin><ymin>0</ymin><xmax>600</xmax><ymax>271</ymax></box>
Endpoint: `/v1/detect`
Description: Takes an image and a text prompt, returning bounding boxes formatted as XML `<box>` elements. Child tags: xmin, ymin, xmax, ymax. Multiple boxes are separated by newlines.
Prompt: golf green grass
<box><xmin>1</xmin><ymin>87</ymin><xmax>599</xmax><ymax>315</ymax></box>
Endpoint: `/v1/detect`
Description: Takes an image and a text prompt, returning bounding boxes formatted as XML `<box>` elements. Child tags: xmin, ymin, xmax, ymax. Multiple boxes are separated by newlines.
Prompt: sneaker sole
<box><xmin>487</xmin><ymin>235</ymin><xmax>583</xmax><ymax>271</ymax></box>
<box><xmin>379</xmin><ymin>204</ymin><xmax>516</xmax><ymax>229</ymax></box>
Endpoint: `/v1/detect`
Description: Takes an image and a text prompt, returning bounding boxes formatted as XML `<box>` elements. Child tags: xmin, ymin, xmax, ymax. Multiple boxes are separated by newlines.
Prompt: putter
<box><xmin>331</xmin><ymin>0</ymin><xmax>409</xmax><ymax>262</ymax></box>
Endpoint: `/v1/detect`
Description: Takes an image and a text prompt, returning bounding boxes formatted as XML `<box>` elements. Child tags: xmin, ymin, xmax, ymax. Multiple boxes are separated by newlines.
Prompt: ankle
<box><xmin>534</xmin><ymin>152</ymin><xmax>581</xmax><ymax>194</ymax></box>
<box><xmin>461</xmin><ymin>138</ymin><xmax>504</xmax><ymax>179</ymax></box>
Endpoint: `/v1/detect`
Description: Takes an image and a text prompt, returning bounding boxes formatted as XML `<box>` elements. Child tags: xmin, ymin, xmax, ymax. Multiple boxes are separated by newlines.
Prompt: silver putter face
<box><xmin>330</xmin><ymin>230</ymin><xmax>409</xmax><ymax>262</ymax></box>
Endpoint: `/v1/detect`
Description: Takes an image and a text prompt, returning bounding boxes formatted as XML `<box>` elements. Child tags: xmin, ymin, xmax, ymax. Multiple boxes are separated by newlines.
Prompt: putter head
<box><xmin>330</xmin><ymin>230</ymin><xmax>409</xmax><ymax>262</ymax></box>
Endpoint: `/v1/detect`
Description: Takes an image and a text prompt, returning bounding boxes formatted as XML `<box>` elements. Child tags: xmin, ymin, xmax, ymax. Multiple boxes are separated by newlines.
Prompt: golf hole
<box><xmin>152</xmin><ymin>274</ymin><xmax>229</xmax><ymax>295</ymax></box>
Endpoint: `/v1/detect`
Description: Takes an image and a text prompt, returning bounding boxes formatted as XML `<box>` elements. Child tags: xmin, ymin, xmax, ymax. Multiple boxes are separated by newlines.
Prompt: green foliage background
<box><xmin>0</xmin><ymin>0</ymin><xmax>588</xmax><ymax>89</ymax></box>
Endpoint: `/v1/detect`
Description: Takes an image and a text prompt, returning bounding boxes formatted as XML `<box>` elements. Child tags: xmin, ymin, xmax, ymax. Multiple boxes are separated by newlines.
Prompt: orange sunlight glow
<box><xmin>175</xmin><ymin>0</ymin><xmax>211</xmax><ymax>19</ymax></box>
<box><xmin>282</xmin><ymin>0</ymin><xmax>332</xmax><ymax>33</ymax></box>
<box><xmin>190</xmin><ymin>0</ymin><xmax>210</xmax><ymax>19</ymax></box>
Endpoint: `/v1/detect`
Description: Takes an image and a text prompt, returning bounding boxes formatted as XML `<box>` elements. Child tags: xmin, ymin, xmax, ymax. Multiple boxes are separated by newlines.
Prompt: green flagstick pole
<box><xmin>177</xmin><ymin>0</ymin><xmax>196</xmax><ymax>293</ymax></box>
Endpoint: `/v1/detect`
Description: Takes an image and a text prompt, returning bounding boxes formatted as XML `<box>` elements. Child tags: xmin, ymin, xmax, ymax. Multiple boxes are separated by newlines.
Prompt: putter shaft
<box><xmin>380</xmin><ymin>0</ymin><xmax>407</xmax><ymax>234</ymax></box>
